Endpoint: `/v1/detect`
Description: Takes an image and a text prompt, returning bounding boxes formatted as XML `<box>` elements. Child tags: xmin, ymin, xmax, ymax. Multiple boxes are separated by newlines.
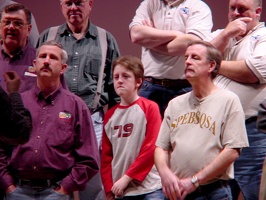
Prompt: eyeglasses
<box><xmin>1</xmin><ymin>19</ymin><xmax>28</xmax><ymax>29</ymax></box>
<box><xmin>61</xmin><ymin>0</ymin><xmax>88</xmax><ymax>8</ymax></box>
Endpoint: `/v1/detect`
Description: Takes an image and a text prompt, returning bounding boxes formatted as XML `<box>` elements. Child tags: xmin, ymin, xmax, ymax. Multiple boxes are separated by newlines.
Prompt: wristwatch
<box><xmin>190</xmin><ymin>176</ymin><xmax>200</xmax><ymax>188</ymax></box>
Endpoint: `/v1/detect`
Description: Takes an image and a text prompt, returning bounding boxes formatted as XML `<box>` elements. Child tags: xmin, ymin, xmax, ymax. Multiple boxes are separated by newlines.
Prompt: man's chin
<box><xmin>4</xmin><ymin>38</ymin><xmax>19</xmax><ymax>45</ymax></box>
<box><xmin>39</xmin><ymin>72</ymin><xmax>51</xmax><ymax>77</ymax></box>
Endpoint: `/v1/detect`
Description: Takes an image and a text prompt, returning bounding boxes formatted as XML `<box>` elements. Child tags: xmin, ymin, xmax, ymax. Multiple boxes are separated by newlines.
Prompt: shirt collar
<box><xmin>163</xmin><ymin>0</ymin><xmax>185</xmax><ymax>7</ymax></box>
<box><xmin>0</xmin><ymin>43</ymin><xmax>29</xmax><ymax>60</ymax></box>
<box><xmin>34</xmin><ymin>84</ymin><xmax>62</xmax><ymax>105</ymax></box>
<box><xmin>59</xmin><ymin>20</ymin><xmax>96</xmax><ymax>39</ymax></box>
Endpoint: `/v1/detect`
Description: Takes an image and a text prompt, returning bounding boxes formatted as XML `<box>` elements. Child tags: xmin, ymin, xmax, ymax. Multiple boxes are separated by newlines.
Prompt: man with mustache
<box><xmin>0</xmin><ymin>40</ymin><xmax>99</xmax><ymax>200</ymax></box>
<box><xmin>155</xmin><ymin>41</ymin><xmax>248</xmax><ymax>200</ymax></box>
<box><xmin>210</xmin><ymin>0</ymin><xmax>266</xmax><ymax>199</ymax></box>
<box><xmin>0</xmin><ymin>3</ymin><xmax>36</xmax><ymax>93</ymax></box>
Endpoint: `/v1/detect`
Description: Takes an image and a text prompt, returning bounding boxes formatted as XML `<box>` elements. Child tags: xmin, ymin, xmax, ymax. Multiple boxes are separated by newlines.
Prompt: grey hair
<box><xmin>36</xmin><ymin>40</ymin><xmax>68</xmax><ymax>64</ymax></box>
<box><xmin>187</xmin><ymin>40</ymin><xmax>222</xmax><ymax>79</ymax></box>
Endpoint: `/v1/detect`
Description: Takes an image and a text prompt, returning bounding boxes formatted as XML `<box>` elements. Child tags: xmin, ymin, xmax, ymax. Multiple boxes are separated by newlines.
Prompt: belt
<box><xmin>199</xmin><ymin>179</ymin><xmax>229</xmax><ymax>192</ymax></box>
<box><xmin>16</xmin><ymin>178</ymin><xmax>58</xmax><ymax>190</ymax></box>
<box><xmin>144</xmin><ymin>77</ymin><xmax>191</xmax><ymax>88</ymax></box>
<box><xmin>187</xmin><ymin>180</ymin><xmax>229</xmax><ymax>199</ymax></box>
<box><xmin>245</xmin><ymin>116</ymin><xmax>257</xmax><ymax>124</ymax></box>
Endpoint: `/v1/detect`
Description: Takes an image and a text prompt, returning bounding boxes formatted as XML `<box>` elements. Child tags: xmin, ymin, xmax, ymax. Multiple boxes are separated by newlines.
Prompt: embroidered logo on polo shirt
<box><xmin>250</xmin><ymin>35</ymin><xmax>261</xmax><ymax>41</ymax></box>
<box><xmin>24</xmin><ymin>66</ymin><xmax>37</xmax><ymax>77</ymax></box>
<box><xmin>179</xmin><ymin>7</ymin><xmax>189</xmax><ymax>15</ymax></box>
<box><xmin>59</xmin><ymin>111</ymin><xmax>71</xmax><ymax>121</ymax></box>
<box><xmin>28</xmin><ymin>65</ymin><xmax>35</xmax><ymax>73</ymax></box>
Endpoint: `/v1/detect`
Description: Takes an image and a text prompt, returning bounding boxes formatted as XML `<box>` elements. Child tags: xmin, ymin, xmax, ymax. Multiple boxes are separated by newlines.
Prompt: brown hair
<box><xmin>112</xmin><ymin>55</ymin><xmax>144</xmax><ymax>88</ymax></box>
<box><xmin>0</xmin><ymin>3</ymin><xmax>32</xmax><ymax>24</ymax></box>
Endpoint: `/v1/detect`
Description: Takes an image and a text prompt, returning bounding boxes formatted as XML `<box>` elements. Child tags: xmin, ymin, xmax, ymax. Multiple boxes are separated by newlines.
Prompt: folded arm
<box><xmin>130</xmin><ymin>25</ymin><xmax>181</xmax><ymax>49</ymax></box>
<box><xmin>219</xmin><ymin>60</ymin><xmax>259</xmax><ymax>84</ymax></box>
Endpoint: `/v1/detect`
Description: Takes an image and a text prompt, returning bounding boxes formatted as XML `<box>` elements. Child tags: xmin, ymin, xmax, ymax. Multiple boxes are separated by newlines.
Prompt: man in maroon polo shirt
<box><xmin>0</xmin><ymin>40</ymin><xmax>99</xmax><ymax>200</ymax></box>
<box><xmin>0</xmin><ymin>3</ymin><xmax>36</xmax><ymax>93</ymax></box>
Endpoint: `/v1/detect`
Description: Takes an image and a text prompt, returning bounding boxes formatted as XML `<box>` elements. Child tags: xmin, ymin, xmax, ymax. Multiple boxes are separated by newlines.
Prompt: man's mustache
<box><xmin>40</xmin><ymin>65</ymin><xmax>52</xmax><ymax>71</ymax></box>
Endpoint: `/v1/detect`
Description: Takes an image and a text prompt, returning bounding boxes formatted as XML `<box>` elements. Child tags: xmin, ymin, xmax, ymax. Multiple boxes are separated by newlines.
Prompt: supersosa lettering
<box><xmin>171</xmin><ymin>111</ymin><xmax>216</xmax><ymax>135</ymax></box>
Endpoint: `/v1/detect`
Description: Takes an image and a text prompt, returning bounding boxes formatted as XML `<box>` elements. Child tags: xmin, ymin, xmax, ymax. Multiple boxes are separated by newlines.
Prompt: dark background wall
<box><xmin>17</xmin><ymin>0</ymin><xmax>266</xmax><ymax>58</ymax></box>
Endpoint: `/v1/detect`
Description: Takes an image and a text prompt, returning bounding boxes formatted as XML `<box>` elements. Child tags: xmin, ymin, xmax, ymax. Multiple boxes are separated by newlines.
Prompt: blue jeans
<box><xmin>231</xmin><ymin>119</ymin><xmax>266</xmax><ymax>200</ymax></box>
<box><xmin>139</xmin><ymin>80</ymin><xmax>191</xmax><ymax>117</ymax></box>
<box><xmin>185</xmin><ymin>180</ymin><xmax>232</xmax><ymax>200</ymax></box>
<box><xmin>116</xmin><ymin>189</ymin><xmax>166</xmax><ymax>200</ymax></box>
<box><xmin>4</xmin><ymin>185</ymin><xmax>70</xmax><ymax>200</ymax></box>
<box><xmin>79</xmin><ymin>110</ymin><xmax>104</xmax><ymax>200</ymax></box>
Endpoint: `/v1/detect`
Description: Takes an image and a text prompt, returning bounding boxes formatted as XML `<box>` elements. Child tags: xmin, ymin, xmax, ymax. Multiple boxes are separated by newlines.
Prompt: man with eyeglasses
<box><xmin>0</xmin><ymin>0</ymin><xmax>39</xmax><ymax>47</ymax></box>
<box><xmin>37</xmin><ymin>0</ymin><xmax>120</xmax><ymax>200</ymax></box>
<box><xmin>0</xmin><ymin>3</ymin><xmax>36</xmax><ymax>93</ymax></box>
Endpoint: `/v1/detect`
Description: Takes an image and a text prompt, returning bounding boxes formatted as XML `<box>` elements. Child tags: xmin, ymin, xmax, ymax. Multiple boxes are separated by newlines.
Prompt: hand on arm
<box><xmin>4</xmin><ymin>71</ymin><xmax>21</xmax><ymax>94</ymax></box>
<box><xmin>155</xmin><ymin>147</ymin><xmax>181</xmax><ymax>200</ymax></box>
<box><xmin>111</xmin><ymin>174</ymin><xmax>132</xmax><ymax>197</ymax></box>
<box><xmin>178</xmin><ymin>178</ymin><xmax>197</xmax><ymax>200</ymax></box>
<box><xmin>211</xmin><ymin>17</ymin><xmax>252</xmax><ymax>52</ymax></box>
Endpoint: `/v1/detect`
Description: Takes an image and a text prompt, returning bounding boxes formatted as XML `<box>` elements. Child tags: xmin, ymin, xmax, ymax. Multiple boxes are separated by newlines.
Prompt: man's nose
<box><xmin>69</xmin><ymin>2</ymin><xmax>78</xmax><ymax>9</ymax></box>
<box><xmin>232</xmin><ymin>8</ymin><xmax>241</xmax><ymax>16</ymax></box>
<box><xmin>185</xmin><ymin>57</ymin><xmax>191</xmax><ymax>64</ymax></box>
<box><xmin>44</xmin><ymin>56</ymin><xmax>51</xmax><ymax>64</ymax></box>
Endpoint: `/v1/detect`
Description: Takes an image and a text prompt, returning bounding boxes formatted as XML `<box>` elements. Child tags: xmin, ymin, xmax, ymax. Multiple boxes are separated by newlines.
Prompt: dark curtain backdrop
<box><xmin>17</xmin><ymin>0</ymin><xmax>266</xmax><ymax>57</ymax></box>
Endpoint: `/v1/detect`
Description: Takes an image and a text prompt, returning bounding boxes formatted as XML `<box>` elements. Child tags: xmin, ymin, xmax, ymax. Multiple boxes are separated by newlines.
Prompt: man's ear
<box><xmin>60</xmin><ymin>63</ymin><xmax>67</xmax><ymax>74</ymax></box>
<box><xmin>209</xmin><ymin>60</ymin><xmax>216</xmax><ymax>73</ymax></box>
<box><xmin>256</xmin><ymin>7</ymin><xmax>262</xmax><ymax>16</ymax></box>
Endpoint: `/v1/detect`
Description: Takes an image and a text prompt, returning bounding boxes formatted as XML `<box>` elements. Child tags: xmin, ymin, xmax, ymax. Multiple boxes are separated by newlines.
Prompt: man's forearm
<box><xmin>210</xmin><ymin>30</ymin><xmax>231</xmax><ymax>53</ymax></box>
<box><xmin>195</xmin><ymin>148</ymin><xmax>240</xmax><ymax>185</ymax></box>
<box><xmin>219</xmin><ymin>60</ymin><xmax>259</xmax><ymax>84</ymax></box>
<box><xmin>152</xmin><ymin>33</ymin><xmax>201</xmax><ymax>56</ymax></box>
<box><xmin>130</xmin><ymin>25</ymin><xmax>179</xmax><ymax>49</ymax></box>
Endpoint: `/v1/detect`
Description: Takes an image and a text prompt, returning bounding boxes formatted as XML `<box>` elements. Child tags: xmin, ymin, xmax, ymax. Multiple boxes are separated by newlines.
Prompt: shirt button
<box><xmin>33</xmin><ymin>166</ymin><xmax>37</xmax><ymax>170</ymax></box>
<box><xmin>40</xmin><ymin>121</ymin><xmax>43</xmax><ymax>125</ymax></box>
<box><xmin>35</xmin><ymin>150</ymin><xmax>38</xmax><ymax>153</ymax></box>
<box><xmin>73</xmin><ymin>78</ymin><xmax>76</xmax><ymax>81</ymax></box>
<box><xmin>37</xmin><ymin>136</ymin><xmax>40</xmax><ymax>139</ymax></box>
<box><xmin>74</xmin><ymin>65</ymin><xmax>77</xmax><ymax>68</ymax></box>
<box><xmin>43</xmin><ymin>107</ymin><xmax>45</xmax><ymax>110</ymax></box>
<box><xmin>75</xmin><ymin>52</ymin><xmax>78</xmax><ymax>55</ymax></box>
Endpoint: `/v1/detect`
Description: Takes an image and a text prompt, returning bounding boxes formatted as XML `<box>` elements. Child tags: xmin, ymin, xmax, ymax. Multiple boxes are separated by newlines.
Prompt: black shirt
<box><xmin>0</xmin><ymin>86</ymin><xmax>32</xmax><ymax>145</ymax></box>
